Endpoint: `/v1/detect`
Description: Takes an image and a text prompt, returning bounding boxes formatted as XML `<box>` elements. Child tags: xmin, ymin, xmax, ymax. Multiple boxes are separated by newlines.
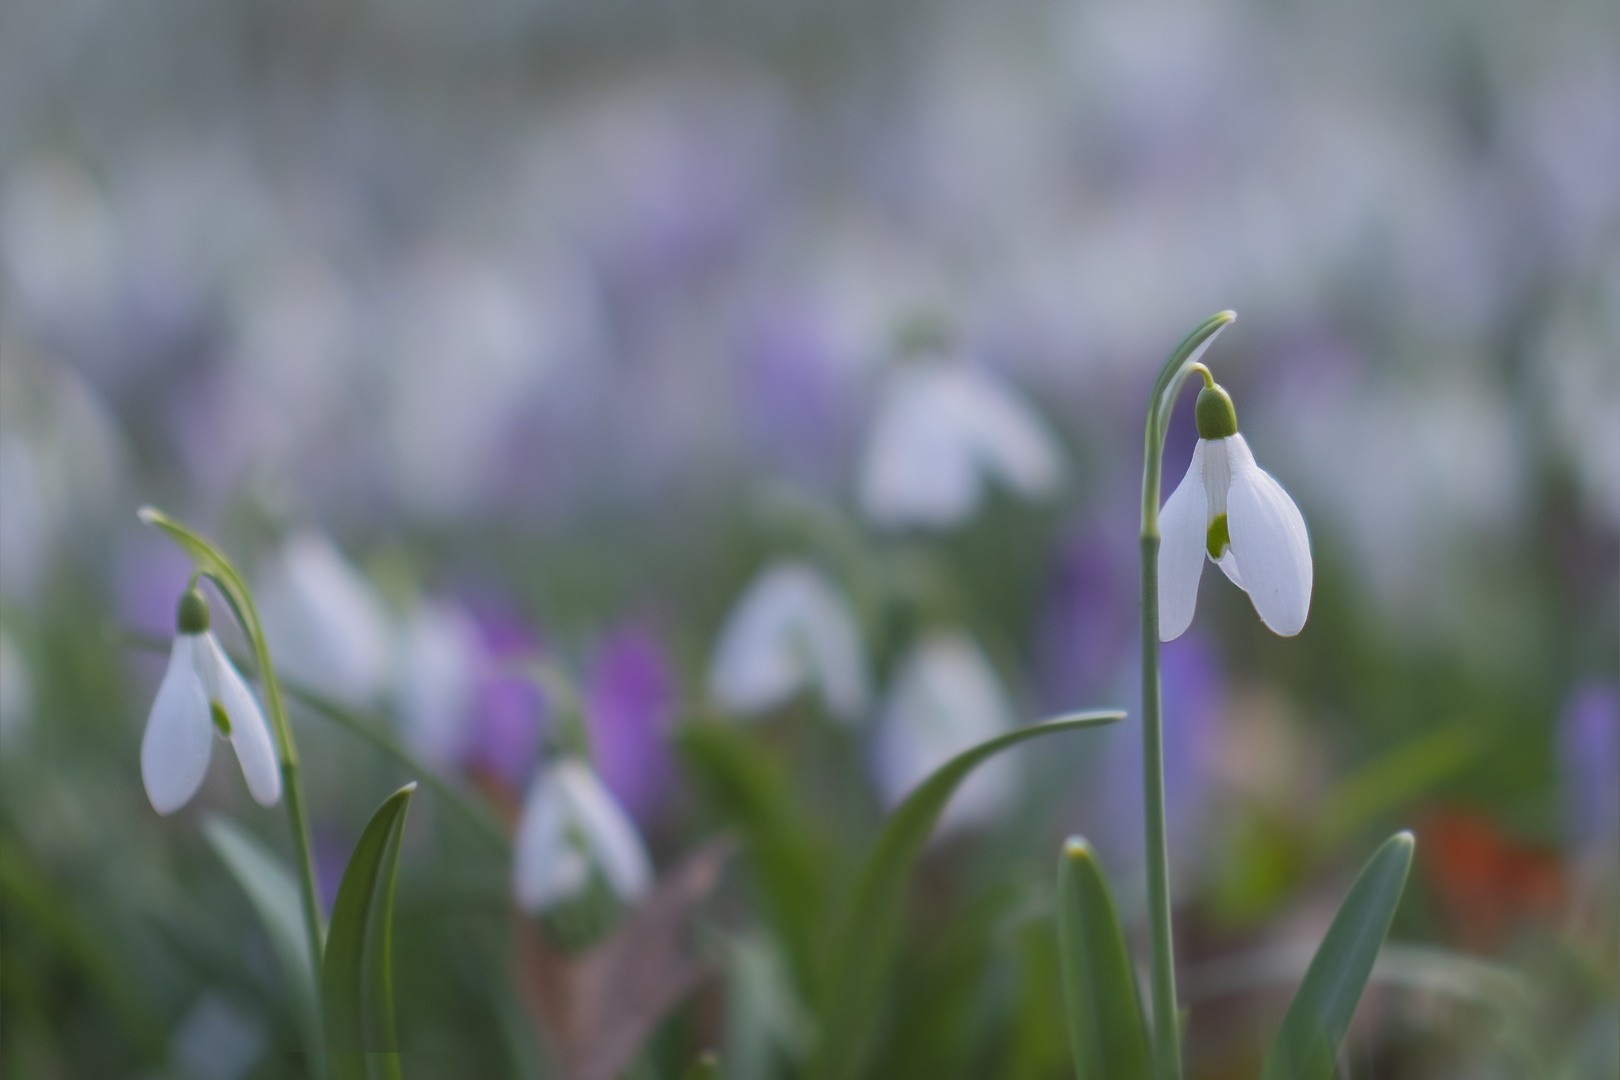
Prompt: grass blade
<box><xmin>810</xmin><ymin>710</ymin><xmax>1125</xmax><ymax>1080</ymax></box>
<box><xmin>1261</xmin><ymin>830</ymin><xmax>1415</xmax><ymax>1080</ymax></box>
<box><xmin>322</xmin><ymin>782</ymin><xmax>417</xmax><ymax>1080</ymax></box>
<box><xmin>1057</xmin><ymin>838</ymin><xmax>1151</xmax><ymax>1080</ymax></box>
<box><xmin>203</xmin><ymin>816</ymin><xmax>323</xmax><ymax>1061</ymax></box>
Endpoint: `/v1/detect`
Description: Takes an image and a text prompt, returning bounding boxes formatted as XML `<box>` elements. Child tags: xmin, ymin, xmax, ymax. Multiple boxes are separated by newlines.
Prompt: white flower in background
<box><xmin>0</xmin><ymin>629</ymin><xmax>33</xmax><ymax>748</ymax></box>
<box><xmin>143</xmin><ymin>588</ymin><xmax>280</xmax><ymax>814</ymax></box>
<box><xmin>257</xmin><ymin>532</ymin><xmax>393</xmax><ymax>704</ymax></box>
<box><xmin>872</xmin><ymin>632</ymin><xmax>1018</xmax><ymax>835</ymax></box>
<box><xmin>1159</xmin><ymin>380</ymin><xmax>1312</xmax><ymax>640</ymax></box>
<box><xmin>512</xmin><ymin>757</ymin><xmax>652</xmax><ymax>914</ymax></box>
<box><xmin>858</xmin><ymin>363</ymin><xmax>1062</xmax><ymax>530</ymax></box>
<box><xmin>394</xmin><ymin>599</ymin><xmax>480</xmax><ymax>764</ymax></box>
<box><xmin>708</xmin><ymin>560</ymin><xmax>869</xmax><ymax>723</ymax></box>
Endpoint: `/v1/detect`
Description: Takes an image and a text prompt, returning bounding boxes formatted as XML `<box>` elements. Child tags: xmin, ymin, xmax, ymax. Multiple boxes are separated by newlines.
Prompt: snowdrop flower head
<box><xmin>257</xmin><ymin>532</ymin><xmax>393</xmax><ymax>705</ymax></box>
<box><xmin>872</xmin><ymin>632</ymin><xmax>1018</xmax><ymax>835</ymax></box>
<box><xmin>709</xmin><ymin>560</ymin><xmax>869</xmax><ymax>723</ymax></box>
<box><xmin>512</xmin><ymin>757</ymin><xmax>652</xmax><ymax>914</ymax></box>
<box><xmin>142</xmin><ymin>587</ymin><xmax>280</xmax><ymax>814</ymax></box>
<box><xmin>858</xmin><ymin>362</ymin><xmax>1063</xmax><ymax>530</ymax></box>
<box><xmin>1158</xmin><ymin>375</ymin><xmax>1312</xmax><ymax>640</ymax></box>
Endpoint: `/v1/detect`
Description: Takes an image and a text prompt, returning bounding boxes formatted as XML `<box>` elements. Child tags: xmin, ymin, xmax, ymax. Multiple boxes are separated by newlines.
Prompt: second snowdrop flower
<box><xmin>142</xmin><ymin>588</ymin><xmax>281</xmax><ymax>814</ymax></box>
<box><xmin>858</xmin><ymin>362</ymin><xmax>1063</xmax><ymax>530</ymax></box>
<box><xmin>512</xmin><ymin>757</ymin><xmax>652</xmax><ymax>914</ymax></box>
<box><xmin>1158</xmin><ymin>374</ymin><xmax>1312</xmax><ymax>640</ymax></box>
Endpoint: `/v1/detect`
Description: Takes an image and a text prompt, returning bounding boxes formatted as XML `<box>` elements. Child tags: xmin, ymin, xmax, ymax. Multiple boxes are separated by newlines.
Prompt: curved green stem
<box><xmin>137</xmin><ymin>508</ymin><xmax>328</xmax><ymax>1076</ymax></box>
<box><xmin>1138</xmin><ymin>312</ymin><xmax>1234</xmax><ymax>1080</ymax></box>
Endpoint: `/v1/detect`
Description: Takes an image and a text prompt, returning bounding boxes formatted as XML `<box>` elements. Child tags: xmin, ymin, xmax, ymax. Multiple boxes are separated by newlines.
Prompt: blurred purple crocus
<box><xmin>461</xmin><ymin>605</ymin><xmax>548</xmax><ymax>792</ymax></box>
<box><xmin>1557</xmin><ymin>681</ymin><xmax>1619</xmax><ymax>853</ymax></box>
<box><xmin>585</xmin><ymin>623</ymin><xmax>678</xmax><ymax>825</ymax></box>
<box><xmin>1037</xmin><ymin>522</ymin><xmax>1138</xmax><ymax>710</ymax></box>
<box><xmin>1090</xmin><ymin>631</ymin><xmax>1224</xmax><ymax>883</ymax></box>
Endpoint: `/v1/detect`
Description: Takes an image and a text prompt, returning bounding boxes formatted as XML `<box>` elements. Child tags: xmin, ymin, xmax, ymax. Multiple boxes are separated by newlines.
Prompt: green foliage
<box><xmin>322</xmin><ymin>783</ymin><xmax>417</xmax><ymax>1080</ymax></box>
<box><xmin>203</xmin><ymin>815</ymin><xmax>322</xmax><ymax>1061</ymax></box>
<box><xmin>1261</xmin><ymin>831</ymin><xmax>1415</xmax><ymax>1080</ymax></box>
<box><xmin>1056</xmin><ymin>838</ymin><xmax>1151</xmax><ymax>1080</ymax></box>
<box><xmin>808</xmin><ymin>710</ymin><xmax>1125</xmax><ymax>1080</ymax></box>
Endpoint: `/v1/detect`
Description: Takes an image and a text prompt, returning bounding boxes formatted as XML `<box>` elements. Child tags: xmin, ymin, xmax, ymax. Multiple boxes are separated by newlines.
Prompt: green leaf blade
<box><xmin>203</xmin><ymin>815</ymin><xmax>323</xmax><ymax>1059</ymax></box>
<box><xmin>322</xmin><ymin>782</ymin><xmax>417</xmax><ymax>1080</ymax></box>
<box><xmin>811</xmin><ymin>710</ymin><xmax>1125</xmax><ymax>1080</ymax></box>
<box><xmin>1261</xmin><ymin>830</ymin><xmax>1415</xmax><ymax>1080</ymax></box>
<box><xmin>1057</xmin><ymin>838</ymin><xmax>1151</xmax><ymax>1080</ymax></box>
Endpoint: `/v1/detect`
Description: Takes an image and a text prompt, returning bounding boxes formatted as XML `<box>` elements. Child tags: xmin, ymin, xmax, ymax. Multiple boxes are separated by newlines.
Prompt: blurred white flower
<box><xmin>143</xmin><ymin>590</ymin><xmax>280</xmax><ymax>815</ymax></box>
<box><xmin>0</xmin><ymin>629</ymin><xmax>32</xmax><ymax>748</ymax></box>
<box><xmin>512</xmin><ymin>758</ymin><xmax>652</xmax><ymax>914</ymax></box>
<box><xmin>171</xmin><ymin>992</ymin><xmax>267</xmax><ymax>1080</ymax></box>
<box><xmin>257</xmin><ymin>532</ymin><xmax>393</xmax><ymax>705</ymax></box>
<box><xmin>871</xmin><ymin>632</ymin><xmax>1018</xmax><ymax>835</ymax></box>
<box><xmin>1159</xmin><ymin>385</ymin><xmax>1312</xmax><ymax>640</ymax></box>
<box><xmin>858</xmin><ymin>363</ymin><xmax>1062</xmax><ymax>530</ymax></box>
<box><xmin>394</xmin><ymin>599</ymin><xmax>480</xmax><ymax>764</ymax></box>
<box><xmin>708</xmin><ymin>560</ymin><xmax>869</xmax><ymax>723</ymax></box>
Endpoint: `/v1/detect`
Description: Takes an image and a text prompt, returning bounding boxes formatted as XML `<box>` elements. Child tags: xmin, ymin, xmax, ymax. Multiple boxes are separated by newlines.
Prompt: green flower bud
<box><xmin>176</xmin><ymin>588</ymin><xmax>211</xmax><ymax>635</ymax></box>
<box><xmin>1195</xmin><ymin>384</ymin><xmax>1238</xmax><ymax>440</ymax></box>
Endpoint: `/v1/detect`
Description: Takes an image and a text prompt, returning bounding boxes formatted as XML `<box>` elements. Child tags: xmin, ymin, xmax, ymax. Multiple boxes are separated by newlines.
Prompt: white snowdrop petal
<box><xmin>142</xmin><ymin>637</ymin><xmax>214</xmax><ymax>815</ymax></box>
<box><xmin>512</xmin><ymin>768</ymin><xmax>586</xmax><ymax>912</ymax></box>
<box><xmin>205</xmin><ymin>635</ymin><xmax>282</xmax><ymax>806</ymax></box>
<box><xmin>872</xmin><ymin>634</ymin><xmax>1017</xmax><ymax>835</ymax></box>
<box><xmin>858</xmin><ymin>369</ymin><xmax>981</xmax><ymax>528</ymax></box>
<box><xmin>558</xmin><ymin>761</ymin><xmax>653</xmax><ymax>904</ymax></box>
<box><xmin>708</xmin><ymin>561</ymin><xmax>868</xmax><ymax>721</ymax></box>
<box><xmin>1215</xmin><ymin>549</ymin><xmax>1244</xmax><ymax>590</ymax></box>
<box><xmin>943</xmin><ymin>370</ymin><xmax>1063</xmax><ymax>500</ymax></box>
<box><xmin>258</xmin><ymin>533</ymin><xmax>394</xmax><ymax>705</ymax></box>
<box><xmin>1224</xmin><ymin>434</ymin><xmax>1313</xmax><ymax>636</ymax></box>
<box><xmin>1157</xmin><ymin>441</ymin><xmax>1209</xmax><ymax>641</ymax></box>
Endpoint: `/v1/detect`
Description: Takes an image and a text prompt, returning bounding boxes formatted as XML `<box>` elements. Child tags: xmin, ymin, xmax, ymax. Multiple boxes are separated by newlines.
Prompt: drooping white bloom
<box><xmin>1158</xmin><ymin>383</ymin><xmax>1312</xmax><ymax>641</ymax></box>
<box><xmin>512</xmin><ymin>758</ymin><xmax>652</xmax><ymax>914</ymax></box>
<box><xmin>708</xmin><ymin>560</ymin><xmax>869</xmax><ymax>723</ymax></box>
<box><xmin>257</xmin><ymin>532</ymin><xmax>393</xmax><ymax>705</ymax></box>
<box><xmin>393</xmin><ymin>598</ymin><xmax>480</xmax><ymax>765</ymax></box>
<box><xmin>858</xmin><ymin>363</ymin><xmax>1062</xmax><ymax>530</ymax></box>
<box><xmin>871</xmin><ymin>632</ymin><xmax>1018</xmax><ymax>835</ymax></box>
<box><xmin>142</xmin><ymin>591</ymin><xmax>280</xmax><ymax>814</ymax></box>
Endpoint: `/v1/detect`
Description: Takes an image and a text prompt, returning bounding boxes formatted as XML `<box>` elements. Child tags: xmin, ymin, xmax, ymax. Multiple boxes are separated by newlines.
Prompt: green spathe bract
<box><xmin>323</xmin><ymin>782</ymin><xmax>417</xmax><ymax>1080</ymax></box>
<box><xmin>809</xmin><ymin>709</ymin><xmax>1126</xmax><ymax>1080</ymax></box>
<box><xmin>1057</xmin><ymin>838</ymin><xmax>1151</xmax><ymax>1080</ymax></box>
<box><xmin>1261</xmin><ymin>831</ymin><xmax>1415</xmax><ymax>1080</ymax></box>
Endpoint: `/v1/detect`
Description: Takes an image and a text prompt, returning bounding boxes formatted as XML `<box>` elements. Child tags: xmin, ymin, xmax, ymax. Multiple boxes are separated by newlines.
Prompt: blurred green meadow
<box><xmin>0</xmin><ymin>0</ymin><xmax>1616</xmax><ymax>1077</ymax></box>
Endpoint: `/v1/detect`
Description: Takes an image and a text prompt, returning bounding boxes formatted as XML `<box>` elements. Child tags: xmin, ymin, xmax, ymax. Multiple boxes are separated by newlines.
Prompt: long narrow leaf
<box><xmin>323</xmin><ymin>782</ymin><xmax>417</xmax><ymax>1080</ymax></box>
<box><xmin>1261</xmin><ymin>831</ymin><xmax>1415</xmax><ymax>1080</ymax></box>
<box><xmin>203</xmin><ymin>816</ymin><xmax>322</xmax><ymax>1059</ymax></box>
<box><xmin>810</xmin><ymin>710</ymin><xmax>1125</xmax><ymax>1080</ymax></box>
<box><xmin>1057</xmin><ymin>838</ymin><xmax>1150</xmax><ymax>1080</ymax></box>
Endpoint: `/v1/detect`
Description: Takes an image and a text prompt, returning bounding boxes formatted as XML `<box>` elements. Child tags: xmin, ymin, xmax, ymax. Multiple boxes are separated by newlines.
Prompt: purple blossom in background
<box><xmin>586</xmin><ymin>623</ymin><xmax>678</xmax><ymax>825</ymax></box>
<box><xmin>737</xmin><ymin>303</ymin><xmax>853</xmax><ymax>485</ymax></box>
<box><xmin>1557</xmin><ymin>681</ymin><xmax>1619</xmax><ymax>853</ymax></box>
<box><xmin>1037</xmin><ymin>523</ymin><xmax>1138</xmax><ymax>709</ymax></box>
<box><xmin>115</xmin><ymin>531</ymin><xmax>197</xmax><ymax>635</ymax></box>
<box><xmin>1090</xmin><ymin>631</ymin><xmax>1224</xmax><ymax>882</ymax></box>
<box><xmin>461</xmin><ymin>604</ymin><xmax>547</xmax><ymax>791</ymax></box>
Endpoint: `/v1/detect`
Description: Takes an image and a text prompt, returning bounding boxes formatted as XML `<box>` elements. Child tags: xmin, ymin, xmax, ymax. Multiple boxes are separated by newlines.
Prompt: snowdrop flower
<box><xmin>858</xmin><ymin>362</ymin><xmax>1062</xmax><ymax>530</ymax></box>
<box><xmin>142</xmin><ymin>588</ymin><xmax>280</xmax><ymax>814</ymax></box>
<box><xmin>872</xmin><ymin>632</ymin><xmax>1018</xmax><ymax>835</ymax></box>
<box><xmin>512</xmin><ymin>757</ymin><xmax>652</xmax><ymax>914</ymax></box>
<box><xmin>1158</xmin><ymin>375</ymin><xmax>1312</xmax><ymax>640</ymax></box>
<box><xmin>708</xmin><ymin>560</ymin><xmax>869</xmax><ymax>722</ymax></box>
<box><xmin>257</xmin><ymin>532</ymin><xmax>393</xmax><ymax>704</ymax></box>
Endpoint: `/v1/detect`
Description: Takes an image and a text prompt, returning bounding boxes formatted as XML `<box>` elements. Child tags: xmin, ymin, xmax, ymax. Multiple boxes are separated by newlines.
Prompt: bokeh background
<box><xmin>2</xmin><ymin>0</ymin><xmax>1617</xmax><ymax>1077</ymax></box>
